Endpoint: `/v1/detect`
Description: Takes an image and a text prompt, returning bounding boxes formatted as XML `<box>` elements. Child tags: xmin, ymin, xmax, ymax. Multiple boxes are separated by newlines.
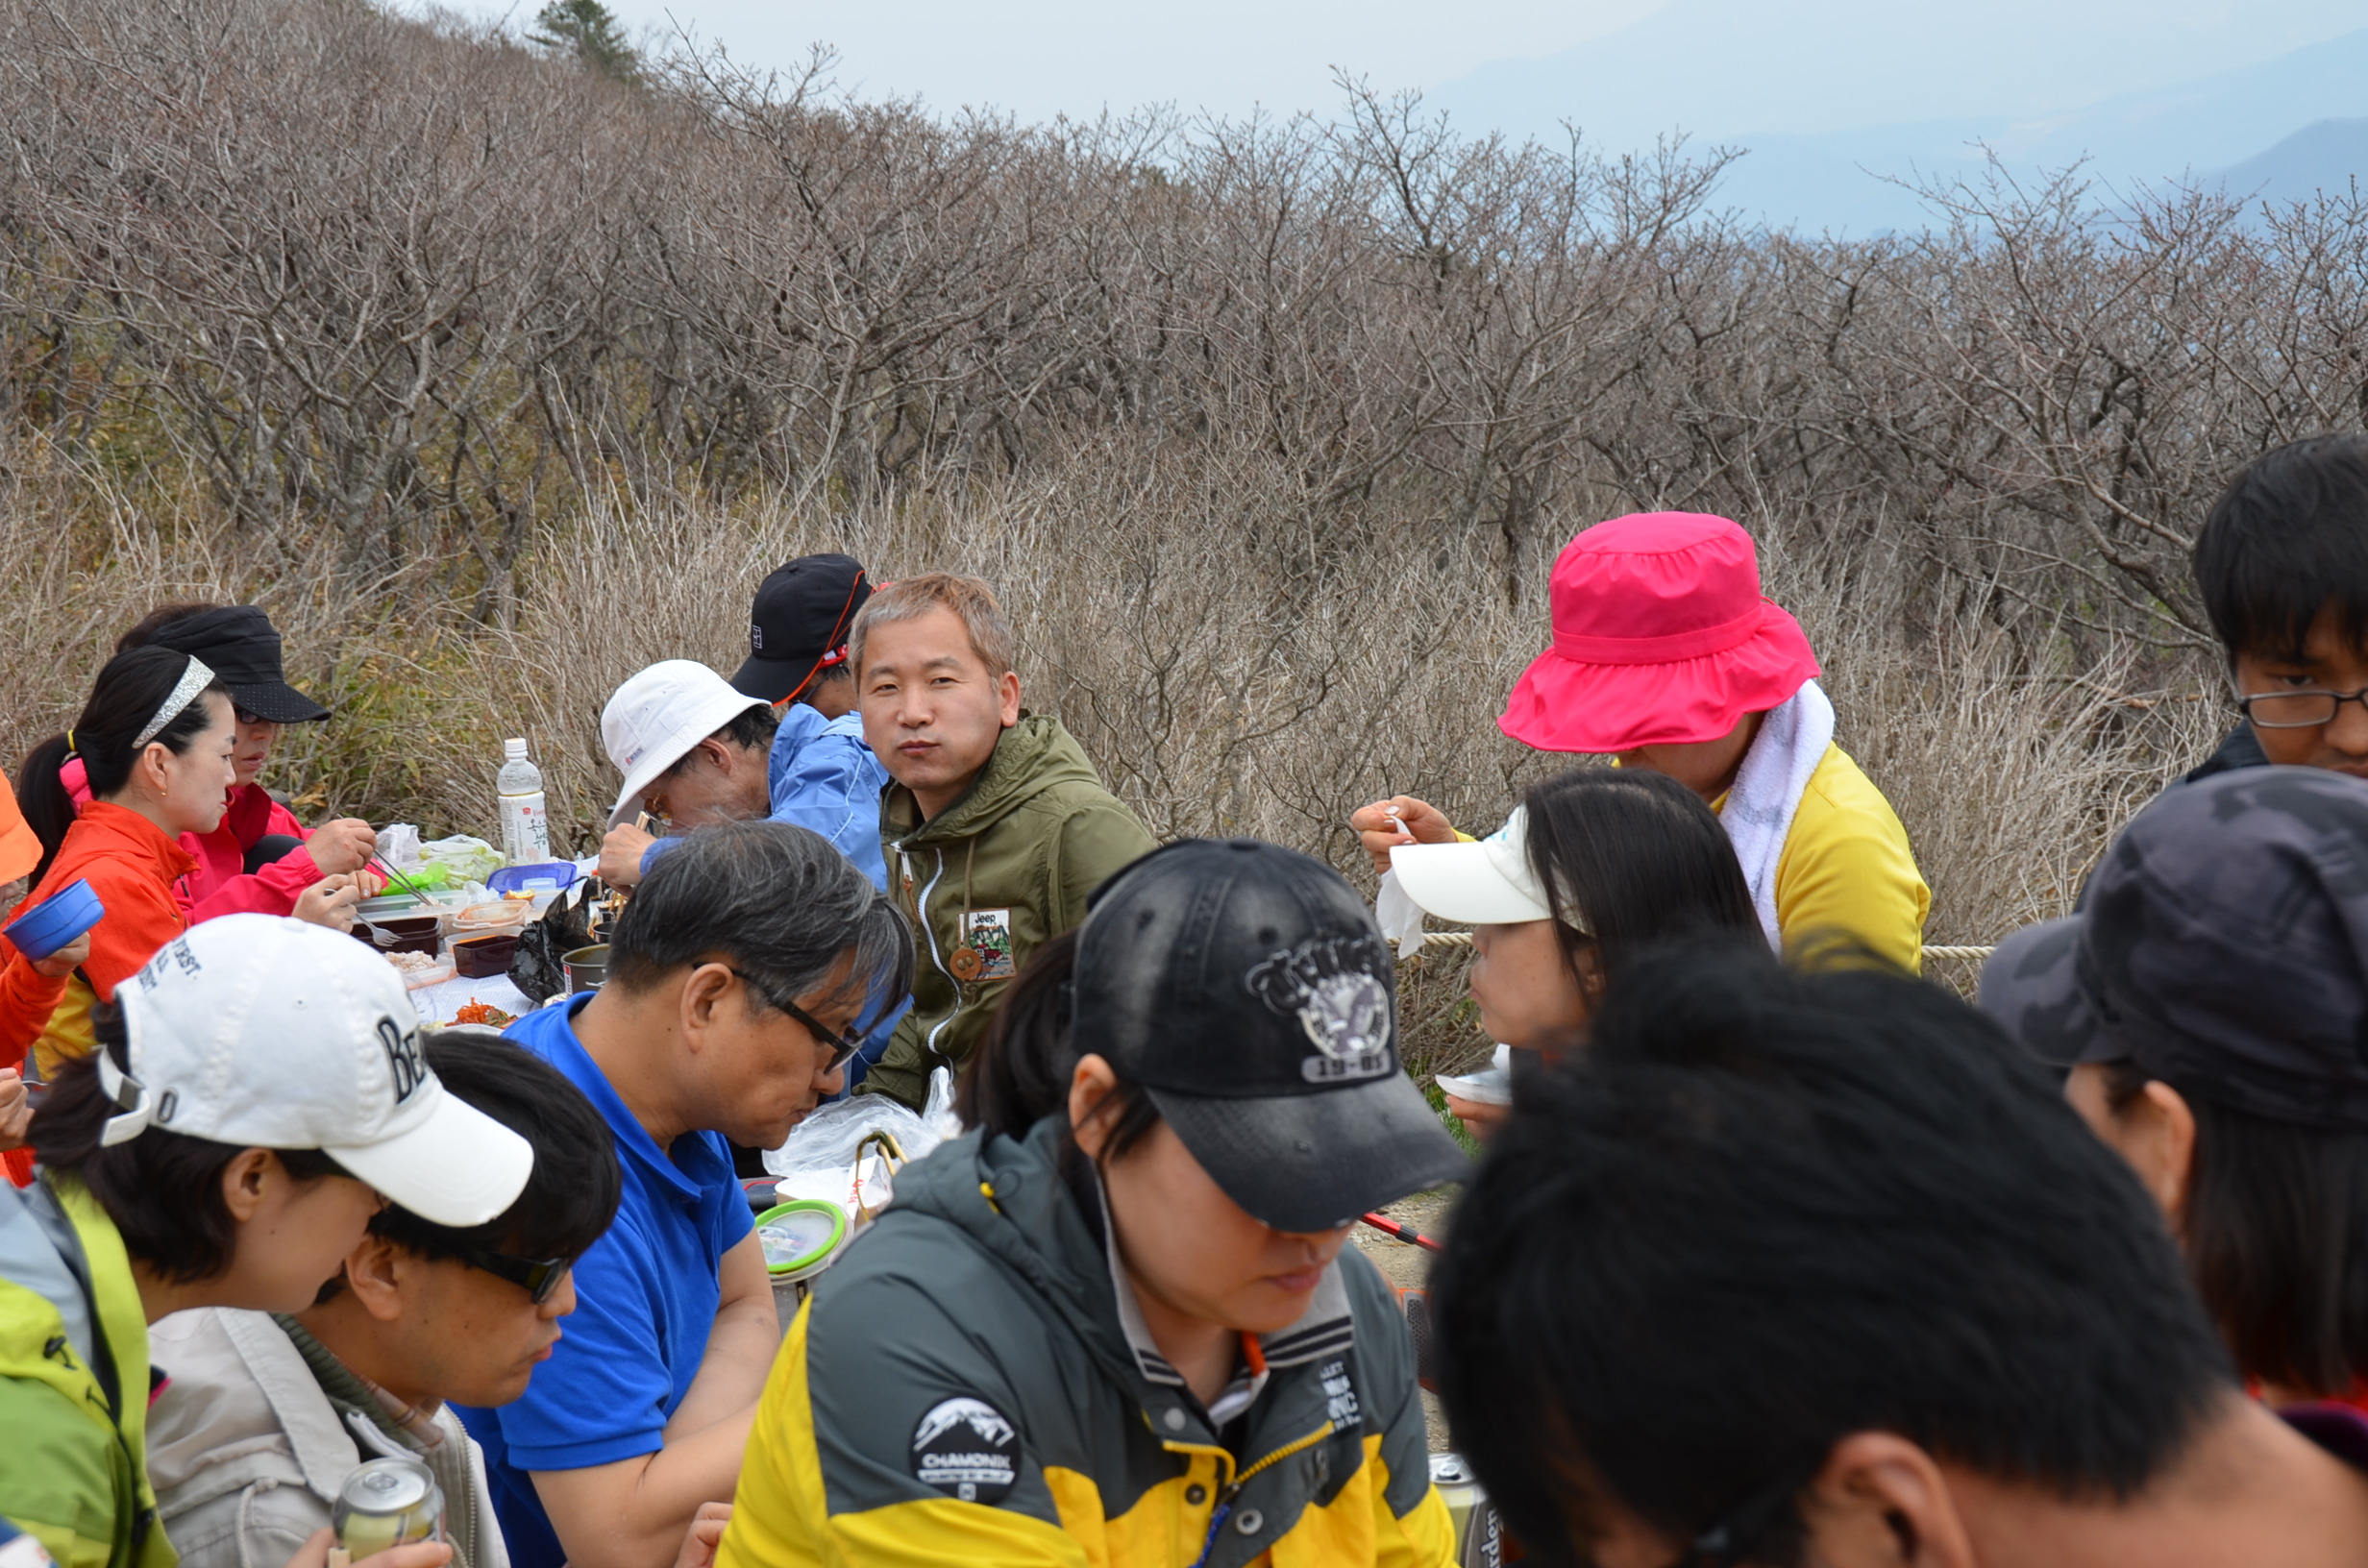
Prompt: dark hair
<box><xmin>1433</xmin><ymin>946</ymin><xmax>2232</xmax><ymax>1567</ymax></box>
<box><xmin>364</xmin><ymin>1035</ymin><xmax>620</xmax><ymax>1266</ymax></box>
<box><xmin>959</xmin><ymin>929</ymin><xmax>1162</xmax><ymax>1164</ymax></box>
<box><xmin>2193</xmin><ymin>434</ymin><xmax>2368</xmax><ymax>664</ymax></box>
<box><xmin>18</xmin><ymin>646</ymin><xmax>230</xmax><ymax>886</ymax></box>
<box><xmin>1520</xmin><ymin>766</ymin><xmax>1759</xmax><ymax>986</ymax></box>
<box><xmin>29</xmin><ymin>1007</ymin><xmax>345</xmax><ymax>1285</ymax></box>
<box><xmin>660</xmin><ymin>705</ymin><xmax>780</xmax><ymax>778</ymax></box>
<box><xmin>607</xmin><ymin>819</ymin><xmax>912</xmax><ymax>1016</ymax></box>
<box><xmin>2099</xmin><ymin>1061</ymin><xmax>2368</xmax><ymax>1397</ymax></box>
<box><xmin>116</xmin><ymin>601</ymin><xmax>220</xmax><ymax>653</ymax></box>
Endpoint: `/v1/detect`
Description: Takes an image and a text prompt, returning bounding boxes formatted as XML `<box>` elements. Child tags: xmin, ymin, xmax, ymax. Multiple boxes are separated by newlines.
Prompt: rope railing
<box><xmin>1392</xmin><ymin>930</ymin><xmax>1996</xmax><ymax>964</ymax></box>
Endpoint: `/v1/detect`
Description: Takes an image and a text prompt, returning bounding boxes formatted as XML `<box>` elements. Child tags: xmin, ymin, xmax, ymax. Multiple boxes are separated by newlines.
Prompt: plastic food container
<box><xmin>452</xmin><ymin>901</ymin><xmax>531</xmax><ymax>936</ymax></box>
<box><xmin>354</xmin><ymin>914</ymin><xmax>443</xmax><ymax>956</ymax></box>
<box><xmin>752</xmin><ymin>1198</ymin><xmax>851</xmax><ymax>1284</ymax></box>
<box><xmin>451</xmin><ymin>932</ymin><xmax>520</xmax><ymax>979</ymax></box>
<box><xmin>486</xmin><ymin>862</ymin><xmax>579</xmax><ymax>897</ymax></box>
<box><xmin>386</xmin><ymin>952</ymin><xmax>454</xmax><ymax>990</ymax></box>
<box><xmin>3</xmin><ymin>879</ymin><xmax>103</xmax><ymax>963</ymax></box>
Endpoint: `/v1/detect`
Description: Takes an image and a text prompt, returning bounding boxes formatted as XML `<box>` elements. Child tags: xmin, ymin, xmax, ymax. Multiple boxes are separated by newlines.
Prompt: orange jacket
<box><xmin>0</xmin><ymin>785</ymin><xmax>37</xmax><ymax>889</ymax></box>
<box><xmin>0</xmin><ymin>800</ymin><xmax>197</xmax><ymax>1080</ymax></box>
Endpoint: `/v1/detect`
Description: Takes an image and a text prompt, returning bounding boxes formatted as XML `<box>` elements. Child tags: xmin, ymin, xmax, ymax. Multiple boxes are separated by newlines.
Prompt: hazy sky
<box><xmin>524</xmin><ymin>0</ymin><xmax>1668</xmax><ymax>123</ymax></box>
<box><xmin>472</xmin><ymin>0</ymin><xmax>2365</xmax><ymax>177</ymax></box>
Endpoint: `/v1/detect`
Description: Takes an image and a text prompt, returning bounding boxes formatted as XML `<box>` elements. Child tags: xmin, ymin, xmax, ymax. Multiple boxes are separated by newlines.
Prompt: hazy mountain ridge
<box><xmin>1432</xmin><ymin>3</ymin><xmax>2368</xmax><ymax>233</ymax></box>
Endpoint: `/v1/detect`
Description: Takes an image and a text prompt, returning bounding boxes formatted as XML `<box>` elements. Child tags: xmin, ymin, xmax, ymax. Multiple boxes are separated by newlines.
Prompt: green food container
<box><xmin>752</xmin><ymin>1197</ymin><xmax>850</xmax><ymax>1284</ymax></box>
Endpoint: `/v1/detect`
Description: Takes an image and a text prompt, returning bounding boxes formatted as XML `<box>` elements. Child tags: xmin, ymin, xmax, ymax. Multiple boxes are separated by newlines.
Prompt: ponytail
<box><xmin>17</xmin><ymin>646</ymin><xmax>229</xmax><ymax>886</ymax></box>
<box><xmin>959</xmin><ymin>926</ymin><xmax>1161</xmax><ymax>1166</ymax></box>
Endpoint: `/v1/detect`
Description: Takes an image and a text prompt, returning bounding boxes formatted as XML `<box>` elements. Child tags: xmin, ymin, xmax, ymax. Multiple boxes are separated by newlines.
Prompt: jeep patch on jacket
<box><xmin>910</xmin><ymin>1397</ymin><xmax>1020</xmax><ymax>1503</ymax></box>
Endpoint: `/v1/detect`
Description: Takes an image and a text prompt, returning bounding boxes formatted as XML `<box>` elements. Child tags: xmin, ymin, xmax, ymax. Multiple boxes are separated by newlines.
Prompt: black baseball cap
<box><xmin>140</xmin><ymin>605</ymin><xmax>329</xmax><ymax>723</ymax></box>
<box><xmin>729</xmin><ymin>554</ymin><xmax>874</xmax><ymax>704</ymax></box>
<box><xmin>1073</xmin><ymin>838</ymin><xmax>1469</xmax><ymax>1232</ymax></box>
<box><xmin>1981</xmin><ymin>766</ymin><xmax>2368</xmax><ymax>1132</ymax></box>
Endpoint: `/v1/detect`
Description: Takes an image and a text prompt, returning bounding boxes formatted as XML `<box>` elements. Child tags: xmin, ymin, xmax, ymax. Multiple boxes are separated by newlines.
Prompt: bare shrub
<box><xmin>1</xmin><ymin>0</ymin><xmax>2346</xmax><ymax>1059</ymax></box>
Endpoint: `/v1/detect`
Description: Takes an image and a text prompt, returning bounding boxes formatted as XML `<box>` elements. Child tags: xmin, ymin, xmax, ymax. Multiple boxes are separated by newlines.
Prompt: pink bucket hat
<box><xmin>1498</xmin><ymin>512</ymin><xmax>1819</xmax><ymax>752</ymax></box>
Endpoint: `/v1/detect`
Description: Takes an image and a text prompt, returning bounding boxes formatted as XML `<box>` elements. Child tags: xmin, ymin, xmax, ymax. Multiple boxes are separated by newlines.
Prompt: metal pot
<box><xmin>562</xmin><ymin>943</ymin><xmax>608</xmax><ymax>992</ymax></box>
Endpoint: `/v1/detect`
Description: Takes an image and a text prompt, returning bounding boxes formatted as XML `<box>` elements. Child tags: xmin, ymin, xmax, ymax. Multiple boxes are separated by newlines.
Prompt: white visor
<box><xmin>1388</xmin><ymin>807</ymin><xmax>1566</xmax><ymax>927</ymax></box>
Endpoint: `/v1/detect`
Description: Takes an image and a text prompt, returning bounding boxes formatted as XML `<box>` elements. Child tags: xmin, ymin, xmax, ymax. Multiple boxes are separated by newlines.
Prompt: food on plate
<box><xmin>385</xmin><ymin>951</ymin><xmax>441</xmax><ymax>974</ymax></box>
<box><xmin>451</xmin><ymin>999</ymin><xmax>517</xmax><ymax>1027</ymax></box>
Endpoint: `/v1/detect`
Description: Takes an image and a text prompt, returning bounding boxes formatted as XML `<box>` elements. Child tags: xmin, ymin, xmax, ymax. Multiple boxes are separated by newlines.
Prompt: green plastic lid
<box><xmin>752</xmin><ymin>1197</ymin><xmax>850</xmax><ymax>1280</ymax></box>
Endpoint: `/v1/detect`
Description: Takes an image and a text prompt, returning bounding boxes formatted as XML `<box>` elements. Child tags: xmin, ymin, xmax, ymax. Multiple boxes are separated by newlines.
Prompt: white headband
<box><xmin>134</xmin><ymin>655</ymin><xmax>215</xmax><ymax>749</ymax></box>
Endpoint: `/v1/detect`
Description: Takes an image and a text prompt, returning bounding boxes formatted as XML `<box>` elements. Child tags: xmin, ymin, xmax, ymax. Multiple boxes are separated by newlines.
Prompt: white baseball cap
<box><xmin>1388</xmin><ymin>807</ymin><xmax>1579</xmax><ymax>928</ymax></box>
<box><xmin>106</xmin><ymin>915</ymin><xmax>534</xmax><ymax>1228</ymax></box>
<box><xmin>602</xmin><ymin>660</ymin><xmax>770</xmax><ymax>827</ymax></box>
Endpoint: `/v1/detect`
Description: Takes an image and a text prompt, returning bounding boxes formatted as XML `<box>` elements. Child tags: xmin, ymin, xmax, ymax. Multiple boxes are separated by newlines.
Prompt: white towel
<box><xmin>1720</xmin><ymin>678</ymin><xmax>1834</xmax><ymax>951</ymax></box>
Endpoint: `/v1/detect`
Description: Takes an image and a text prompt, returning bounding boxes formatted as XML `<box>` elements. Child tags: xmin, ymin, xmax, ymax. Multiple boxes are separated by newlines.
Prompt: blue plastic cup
<box><xmin>4</xmin><ymin>879</ymin><xmax>105</xmax><ymax>964</ymax></box>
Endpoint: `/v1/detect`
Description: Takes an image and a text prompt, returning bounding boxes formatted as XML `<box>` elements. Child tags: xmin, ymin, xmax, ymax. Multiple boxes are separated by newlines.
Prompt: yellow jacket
<box><xmin>719</xmin><ymin>1118</ymin><xmax>1453</xmax><ymax>1567</ymax></box>
<box><xmin>1733</xmin><ymin>743</ymin><xmax>1929</xmax><ymax>972</ymax></box>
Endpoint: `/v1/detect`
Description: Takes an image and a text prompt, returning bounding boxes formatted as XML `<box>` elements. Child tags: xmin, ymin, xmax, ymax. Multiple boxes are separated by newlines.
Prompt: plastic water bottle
<box><xmin>497</xmin><ymin>738</ymin><xmax>550</xmax><ymax>864</ymax></box>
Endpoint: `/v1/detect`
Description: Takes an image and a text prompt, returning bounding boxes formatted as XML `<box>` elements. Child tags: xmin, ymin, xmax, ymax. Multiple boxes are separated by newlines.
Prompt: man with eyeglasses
<box><xmin>146</xmin><ymin>1033</ymin><xmax>623</xmax><ymax>1568</ymax></box>
<box><xmin>2186</xmin><ymin>435</ymin><xmax>2368</xmax><ymax>786</ymax></box>
<box><xmin>462</xmin><ymin>821</ymin><xmax>913</xmax><ymax>1568</ymax></box>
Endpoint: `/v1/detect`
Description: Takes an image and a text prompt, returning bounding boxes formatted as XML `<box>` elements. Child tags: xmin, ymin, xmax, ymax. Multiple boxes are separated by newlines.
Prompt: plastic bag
<box><xmin>763</xmin><ymin>1067</ymin><xmax>960</xmax><ymax>1222</ymax></box>
<box><xmin>509</xmin><ymin>880</ymin><xmax>603</xmax><ymax>1003</ymax></box>
<box><xmin>376</xmin><ymin>823</ymin><xmax>425</xmax><ymax>870</ymax></box>
<box><xmin>420</xmin><ymin>835</ymin><xmax>505</xmax><ymax>886</ymax></box>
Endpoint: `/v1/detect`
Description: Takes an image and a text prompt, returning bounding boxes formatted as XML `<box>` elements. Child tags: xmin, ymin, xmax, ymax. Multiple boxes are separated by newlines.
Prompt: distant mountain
<box><xmin>2219</xmin><ymin>117</ymin><xmax>2368</xmax><ymax>208</ymax></box>
<box><xmin>1702</xmin><ymin>27</ymin><xmax>2368</xmax><ymax>233</ymax></box>
<box><xmin>1430</xmin><ymin>0</ymin><xmax>2362</xmax><ymax>152</ymax></box>
<box><xmin>1430</xmin><ymin>2</ymin><xmax>2368</xmax><ymax>235</ymax></box>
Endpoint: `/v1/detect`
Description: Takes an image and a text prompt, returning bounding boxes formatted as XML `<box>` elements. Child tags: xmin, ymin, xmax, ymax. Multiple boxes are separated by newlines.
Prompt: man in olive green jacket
<box><xmin>852</xmin><ymin>575</ymin><xmax>1155</xmax><ymax>1110</ymax></box>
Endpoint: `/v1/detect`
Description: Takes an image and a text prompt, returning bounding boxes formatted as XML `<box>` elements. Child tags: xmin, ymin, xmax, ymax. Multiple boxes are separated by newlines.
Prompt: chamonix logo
<box><xmin>1246</xmin><ymin>934</ymin><xmax>1394</xmax><ymax>1084</ymax></box>
<box><xmin>909</xmin><ymin>1397</ymin><xmax>1020</xmax><ymax>1505</ymax></box>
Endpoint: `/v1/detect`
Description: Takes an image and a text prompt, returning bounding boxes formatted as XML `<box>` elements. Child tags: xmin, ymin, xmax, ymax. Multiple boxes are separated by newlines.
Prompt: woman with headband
<box><xmin>2</xmin><ymin>648</ymin><xmax>362</xmax><ymax>1091</ymax></box>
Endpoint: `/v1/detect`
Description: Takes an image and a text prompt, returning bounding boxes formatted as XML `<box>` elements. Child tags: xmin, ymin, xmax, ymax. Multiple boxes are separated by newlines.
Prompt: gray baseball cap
<box><xmin>1980</xmin><ymin>766</ymin><xmax>2368</xmax><ymax>1131</ymax></box>
<box><xmin>1073</xmin><ymin>838</ymin><xmax>1469</xmax><ymax>1233</ymax></box>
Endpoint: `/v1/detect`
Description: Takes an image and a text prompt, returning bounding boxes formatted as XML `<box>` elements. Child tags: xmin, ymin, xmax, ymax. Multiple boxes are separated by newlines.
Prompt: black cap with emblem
<box><xmin>1073</xmin><ymin>838</ymin><xmax>1470</xmax><ymax>1233</ymax></box>
<box><xmin>729</xmin><ymin>553</ymin><xmax>874</xmax><ymax>705</ymax></box>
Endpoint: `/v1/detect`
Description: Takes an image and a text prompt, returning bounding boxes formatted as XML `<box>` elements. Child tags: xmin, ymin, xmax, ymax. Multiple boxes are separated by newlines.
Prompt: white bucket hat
<box><xmin>601</xmin><ymin>660</ymin><xmax>770</xmax><ymax>828</ymax></box>
<box><xmin>1388</xmin><ymin>807</ymin><xmax>1579</xmax><ymax>929</ymax></box>
<box><xmin>106</xmin><ymin>915</ymin><xmax>534</xmax><ymax>1228</ymax></box>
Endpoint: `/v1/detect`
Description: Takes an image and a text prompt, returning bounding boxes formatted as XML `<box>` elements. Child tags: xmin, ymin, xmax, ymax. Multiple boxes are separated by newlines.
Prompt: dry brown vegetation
<box><xmin>3</xmin><ymin>0</ymin><xmax>2355</xmax><ymax>1065</ymax></box>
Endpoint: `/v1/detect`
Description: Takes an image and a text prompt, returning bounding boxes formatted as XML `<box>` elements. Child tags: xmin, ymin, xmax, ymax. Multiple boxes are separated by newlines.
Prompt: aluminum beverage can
<box><xmin>1427</xmin><ymin>1452</ymin><xmax>1503</xmax><ymax>1567</ymax></box>
<box><xmin>333</xmin><ymin>1458</ymin><xmax>445</xmax><ymax>1556</ymax></box>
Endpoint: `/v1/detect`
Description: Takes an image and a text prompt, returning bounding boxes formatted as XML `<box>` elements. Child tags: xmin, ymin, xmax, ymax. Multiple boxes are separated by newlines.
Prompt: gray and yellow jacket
<box><xmin>860</xmin><ymin>716</ymin><xmax>1155</xmax><ymax>1110</ymax></box>
<box><xmin>717</xmin><ymin>1116</ymin><xmax>1455</xmax><ymax>1566</ymax></box>
<box><xmin>0</xmin><ymin>1174</ymin><xmax>173</xmax><ymax>1568</ymax></box>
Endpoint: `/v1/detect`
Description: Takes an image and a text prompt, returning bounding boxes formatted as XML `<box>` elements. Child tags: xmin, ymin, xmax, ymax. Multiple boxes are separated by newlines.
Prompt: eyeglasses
<box><xmin>2237</xmin><ymin>687</ymin><xmax>2368</xmax><ymax>728</ymax></box>
<box><xmin>454</xmin><ymin>1245</ymin><xmax>572</xmax><ymax>1305</ymax></box>
<box><xmin>1659</xmin><ymin>1473</ymin><xmax>1799</xmax><ymax>1568</ymax></box>
<box><xmin>727</xmin><ymin>968</ymin><xmax>864</xmax><ymax>1074</ymax></box>
<box><xmin>232</xmin><ymin>705</ymin><xmax>278</xmax><ymax>728</ymax></box>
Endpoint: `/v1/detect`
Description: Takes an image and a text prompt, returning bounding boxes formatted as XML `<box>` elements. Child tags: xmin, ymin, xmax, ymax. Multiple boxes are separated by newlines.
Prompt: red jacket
<box><xmin>178</xmin><ymin>783</ymin><xmax>322</xmax><ymax>920</ymax></box>
<box><xmin>0</xmin><ymin>801</ymin><xmax>196</xmax><ymax>1185</ymax></box>
<box><xmin>61</xmin><ymin>758</ymin><xmax>321</xmax><ymax>920</ymax></box>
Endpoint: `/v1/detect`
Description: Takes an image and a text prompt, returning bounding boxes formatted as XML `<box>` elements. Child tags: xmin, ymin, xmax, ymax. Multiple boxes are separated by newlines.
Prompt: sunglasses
<box><xmin>728</xmin><ymin>968</ymin><xmax>865</xmax><ymax>1074</ymax></box>
<box><xmin>454</xmin><ymin>1244</ymin><xmax>573</xmax><ymax>1305</ymax></box>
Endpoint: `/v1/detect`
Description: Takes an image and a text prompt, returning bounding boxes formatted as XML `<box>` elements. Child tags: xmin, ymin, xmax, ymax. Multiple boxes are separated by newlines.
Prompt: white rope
<box><xmin>1389</xmin><ymin>930</ymin><xmax>1995</xmax><ymax>964</ymax></box>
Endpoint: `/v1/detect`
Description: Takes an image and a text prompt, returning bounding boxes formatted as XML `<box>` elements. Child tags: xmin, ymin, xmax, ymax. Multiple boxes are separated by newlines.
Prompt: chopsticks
<box><xmin>370</xmin><ymin>855</ymin><xmax>435</xmax><ymax>908</ymax></box>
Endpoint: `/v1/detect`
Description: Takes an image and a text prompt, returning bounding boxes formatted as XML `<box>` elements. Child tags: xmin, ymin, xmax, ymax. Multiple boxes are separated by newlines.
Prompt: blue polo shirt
<box><xmin>454</xmin><ymin>994</ymin><xmax>753</xmax><ymax>1568</ymax></box>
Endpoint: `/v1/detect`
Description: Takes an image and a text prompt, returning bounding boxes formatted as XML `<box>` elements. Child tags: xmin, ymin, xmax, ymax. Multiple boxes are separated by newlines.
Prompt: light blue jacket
<box><xmin>764</xmin><ymin>706</ymin><xmax>890</xmax><ymax>892</ymax></box>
